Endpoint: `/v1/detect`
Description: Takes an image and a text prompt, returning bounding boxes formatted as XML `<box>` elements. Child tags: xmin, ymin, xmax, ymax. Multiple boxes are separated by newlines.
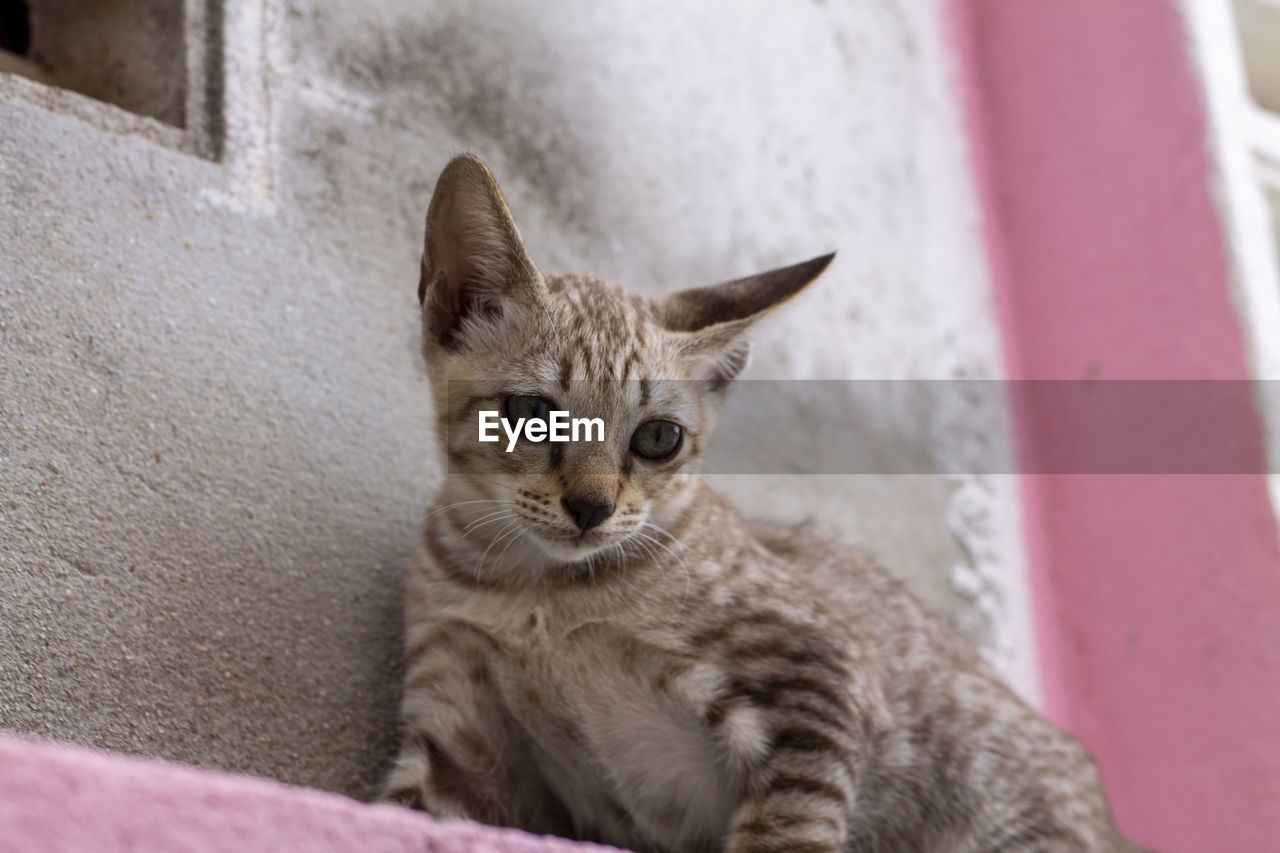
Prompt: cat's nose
<box><xmin>561</xmin><ymin>496</ymin><xmax>615</xmax><ymax>531</ymax></box>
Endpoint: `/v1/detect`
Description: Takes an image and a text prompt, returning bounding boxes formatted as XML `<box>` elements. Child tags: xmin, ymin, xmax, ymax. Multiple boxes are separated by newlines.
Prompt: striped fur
<box><xmin>381</xmin><ymin>156</ymin><xmax>1149</xmax><ymax>853</ymax></box>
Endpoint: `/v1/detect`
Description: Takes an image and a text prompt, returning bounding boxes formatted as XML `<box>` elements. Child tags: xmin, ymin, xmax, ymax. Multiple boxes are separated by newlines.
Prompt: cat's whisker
<box><xmin>481</xmin><ymin>524</ymin><xmax>527</xmax><ymax>578</ymax></box>
<box><xmin>638</xmin><ymin>520</ymin><xmax>686</xmax><ymax>557</ymax></box>
<box><xmin>427</xmin><ymin>499</ymin><xmax>511</xmax><ymax>521</ymax></box>
<box><xmin>462</xmin><ymin>507</ymin><xmax>517</xmax><ymax>534</ymax></box>
<box><xmin>634</xmin><ymin>525</ymin><xmax>692</xmax><ymax>600</ymax></box>
<box><xmin>473</xmin><ymin>519</ymin><xmax>523</xmax><ymax>580</ymax></box>
<box><xmin>457</xmin><ymin>514</ymin><xmax>517</xmax><ymax>546</ymax></box>
<box><xmin>460</xmin><ymin>514</ymin><xmax>519</xmax><ymax>548</ymax></box>
<box><xmin>626</xmin><ymin>533</ymin><xmax>665</xmax><ymax>582</ymax></box>
<box><xmin>640</xmin><ymin>520</ymin><xmax>685</xmax><ymax>548</ymax></box>
<box><xmin>629</xmin><ymin>531</ymin><xmax>667</xmax><ymax>563</ymax></box>
<box><xmin>462</xmin><ymin>504</ymin><xmax>516</xmax><ymax>525</ymax></box>
<box><xmin>609</xmin><ymin>542</ymin><xmax>629</xmax><ymax>574</ymax></box>
<box><xmin>492</xmin><ymin>525</ymin><xmax>531</xmax><ymax>571</ymax></box>
<box><xmin>622</xmin><ymin>537</ymin><xmax>670</xmax><ymax>605</ymax></box>
<box><xmin>641</xmin><ymin>520</ymin><xmax>691</xmax><ymax>569</ymax></box>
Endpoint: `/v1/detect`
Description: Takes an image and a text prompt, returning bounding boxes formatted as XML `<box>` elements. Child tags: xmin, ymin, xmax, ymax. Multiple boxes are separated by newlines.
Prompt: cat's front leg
<box><xmin>698</xmin><ymin>646</ymin><xmax>866</xmax><ymax>852</ymax></box>
<box><xmin>720</xmin><ymin>745</ymin><xmax>855</xmax><ymax>853</ymax></box>
<box><xmin>379</xmin><ymin>620</ymin><xmax>515</xmax><ymax>825</ymax></box>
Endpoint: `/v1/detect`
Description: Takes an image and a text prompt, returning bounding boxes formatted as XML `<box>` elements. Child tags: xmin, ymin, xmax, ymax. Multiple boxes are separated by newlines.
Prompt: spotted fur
<box><xmin>380</xmin><ymin>155</ymin><xmax>1150</xmax><ymax>853</ymax></box>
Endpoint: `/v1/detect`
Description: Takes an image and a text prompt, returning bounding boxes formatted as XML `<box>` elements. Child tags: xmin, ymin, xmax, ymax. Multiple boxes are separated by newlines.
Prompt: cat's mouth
<box><xmin>528</xmin><ymin>526</ymin><xmax>615</xmax><ymax>561</ymax></box>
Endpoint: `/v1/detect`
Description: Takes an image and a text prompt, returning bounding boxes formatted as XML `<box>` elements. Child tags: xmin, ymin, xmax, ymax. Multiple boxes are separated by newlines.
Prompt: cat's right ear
<box><xmin>419</xmin><ymin>155</ymin><xmax>546</xmax><ymax>349</ymax></box>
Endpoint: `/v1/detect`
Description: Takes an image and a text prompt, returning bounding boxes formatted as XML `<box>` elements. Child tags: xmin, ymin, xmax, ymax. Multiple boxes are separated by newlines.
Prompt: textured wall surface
<box><xmin>0</xmin><ymin>0</ymin><xmax>1021</xmax><ymax>796</ymax></box>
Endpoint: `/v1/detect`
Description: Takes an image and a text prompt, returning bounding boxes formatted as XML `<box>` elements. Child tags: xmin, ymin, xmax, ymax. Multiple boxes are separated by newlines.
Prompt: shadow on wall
<box><xmin>319</xmin><ymin>2</ymin><xmax>613</xmax><ymax>252</ymax></box>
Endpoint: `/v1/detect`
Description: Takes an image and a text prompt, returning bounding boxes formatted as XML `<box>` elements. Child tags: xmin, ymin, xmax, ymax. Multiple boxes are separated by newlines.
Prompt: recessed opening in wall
<box><xmin>0</xmin><ymin>0</ymin><xmax>189</xmax><ymax>128</ymax></box>
<box><xmin>1231</xmin><ymin>0</ymin><xmax>1280</xmax><ymax>295</ymax></box>
<box><xmin>1232</xmin><ymin>0</ymin><xmax>1280</xmax><ymax>115</ymax></box>
<box><xmin>0</xmin><ymin>0</ymin><xmax>31</xmax><ymax>56</ymax></box>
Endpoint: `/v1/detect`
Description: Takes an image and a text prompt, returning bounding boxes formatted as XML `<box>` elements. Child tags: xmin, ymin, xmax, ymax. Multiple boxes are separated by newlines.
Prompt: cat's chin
<box><xmin>526</xmin><ymin>529</ymin><xmax>617</xmax><ymax>564</ymax></box>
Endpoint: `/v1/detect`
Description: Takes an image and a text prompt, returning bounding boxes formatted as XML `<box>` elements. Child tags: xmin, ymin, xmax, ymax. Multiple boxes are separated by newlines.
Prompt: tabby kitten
<box><xmin>381</xmin><ymin>154</ymin><xmax>1148</xmax><ymax>853</ymax></box>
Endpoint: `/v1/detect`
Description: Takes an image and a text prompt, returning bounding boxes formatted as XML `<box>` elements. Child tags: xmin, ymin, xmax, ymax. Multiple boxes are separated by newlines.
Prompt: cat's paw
<box><xmin>377</xmin><ymin>782</ymin><xmax>425</xmax><ymax>811</ymax></box>
<box><xmin>378</xmin><ymin>783</ymin><xmax>475</xmax><ymax>823</ymax></box>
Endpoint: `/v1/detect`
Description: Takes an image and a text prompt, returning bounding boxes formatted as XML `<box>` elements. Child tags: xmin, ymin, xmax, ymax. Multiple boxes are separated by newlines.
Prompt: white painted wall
<box><xmin>1184</xmin><ymin>0</ymin><xmax>1280</xmax><ymax>521</ymax></box>
<box><xmin>0</xmin><ymin>0</ymin><xmax>1031</xmax><ymax>793</ymax></box>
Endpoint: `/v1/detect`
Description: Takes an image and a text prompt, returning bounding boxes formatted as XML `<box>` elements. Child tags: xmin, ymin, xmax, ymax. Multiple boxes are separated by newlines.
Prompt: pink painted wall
<box><xmin>946</xmin><ymin>1</ymin><xmax>1280</xmax><ymax>850</ymax></box>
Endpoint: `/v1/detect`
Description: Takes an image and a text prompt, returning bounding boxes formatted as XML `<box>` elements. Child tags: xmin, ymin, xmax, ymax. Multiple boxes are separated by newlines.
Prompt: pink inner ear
<box><xmin>436</xmin><ymin>225</ymin><xmax>476</xmax><ymax>290</ymax></box>
<box><xmin>433</xmin><ymin>202</ymin><xmax>520</xmax><ymax>298</ymax></box>
<box><xmin>424</xmin><ymin>226</ymin><xmax>486</xmax><ymax>347</ymax></box>
<box><xmin>424</xmin><ymin>203</ymin><xmax>512</xmax><ymax>347</ymax></box>
<box><xmin>427</xmin><ymin>266</ymin><xmax>504</xmax><ymax>349</ymax></box>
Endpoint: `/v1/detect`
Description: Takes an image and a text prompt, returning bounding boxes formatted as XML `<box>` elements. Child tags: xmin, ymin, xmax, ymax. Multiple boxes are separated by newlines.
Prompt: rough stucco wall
<box><xmin>0</xmin><ymin>0</ymin><xmax>1024</xmax><ymax>796</ymax></box>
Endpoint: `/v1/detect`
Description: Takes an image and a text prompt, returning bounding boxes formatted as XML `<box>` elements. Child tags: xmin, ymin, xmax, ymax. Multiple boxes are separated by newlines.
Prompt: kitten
<box><xmin>381</xmin><ymin>154</ymin><xmax>1150</xmax><ymax>853</ymax></box>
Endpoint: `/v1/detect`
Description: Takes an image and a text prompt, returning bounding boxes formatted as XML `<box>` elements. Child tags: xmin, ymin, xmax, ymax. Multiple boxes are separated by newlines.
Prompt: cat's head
<box><xmin>418</xmin><ymin>155</ymin><xmax>832</xmax><ymax>575</ymax></box>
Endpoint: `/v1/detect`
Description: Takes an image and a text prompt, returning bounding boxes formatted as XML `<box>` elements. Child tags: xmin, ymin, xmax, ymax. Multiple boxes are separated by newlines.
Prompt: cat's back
<box><xmin>747</xmin><ymin>516</ymin><xmax>978</xmax><ymax>672</ymax></box>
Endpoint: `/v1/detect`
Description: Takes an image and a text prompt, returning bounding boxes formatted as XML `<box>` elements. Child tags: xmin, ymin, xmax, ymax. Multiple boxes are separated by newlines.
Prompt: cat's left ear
<box><xmin>658</xmin><ymin>253</ymin><xmax>834</xmax><ymax>386</ymax></box>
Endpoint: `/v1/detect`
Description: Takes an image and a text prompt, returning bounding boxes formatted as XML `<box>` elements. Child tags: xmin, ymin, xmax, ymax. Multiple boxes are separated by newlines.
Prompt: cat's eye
<box><xmin>630</xmin><ymin>420</ymin><xmax>683</xmax><ymax>460</ymax></box>
<box><xmin>504</xmin><ymin>395</ymin><xmax>554</xmax><ymax>423</ymax></box>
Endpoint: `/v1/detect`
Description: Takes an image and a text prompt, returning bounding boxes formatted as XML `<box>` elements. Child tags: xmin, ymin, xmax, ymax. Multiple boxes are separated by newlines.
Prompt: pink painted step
<box><xmin>0</xmin><ymin>732</ymin><xmax>619</xmax><ymax>853</ymax></box>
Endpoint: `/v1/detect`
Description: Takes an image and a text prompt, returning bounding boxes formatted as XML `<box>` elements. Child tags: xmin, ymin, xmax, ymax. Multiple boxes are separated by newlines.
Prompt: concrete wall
<box><xmin>0</xmin><ymin>0</ymin><xmax>1024</xmax><ymax>796</ymax></box>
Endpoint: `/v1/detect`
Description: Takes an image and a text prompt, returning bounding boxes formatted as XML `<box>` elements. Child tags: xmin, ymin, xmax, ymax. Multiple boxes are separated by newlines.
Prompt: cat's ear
<box><xmin>659</xmin><ymin>253</ymin><xmax>834</xmax><ymax>385</ymax></box>
<box><xmin>419</xmin><ymin>154</ymin><xmax>546</xmax><ymax>349</ymax></box>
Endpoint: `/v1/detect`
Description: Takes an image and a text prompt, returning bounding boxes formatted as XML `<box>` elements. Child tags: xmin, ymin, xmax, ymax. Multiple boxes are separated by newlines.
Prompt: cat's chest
<box><xmin>490</xmin><ymin>606</ymin><xmax>737</xmax><ymax>851</ymax></box>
